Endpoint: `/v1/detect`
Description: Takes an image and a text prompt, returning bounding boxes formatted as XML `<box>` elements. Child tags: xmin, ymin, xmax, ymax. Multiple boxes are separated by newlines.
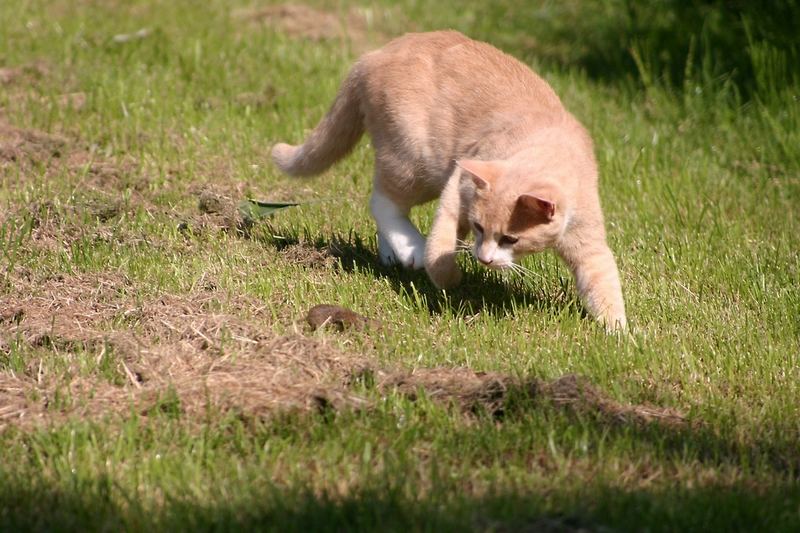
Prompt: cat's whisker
<box><xmin>509</xmin><ymin>262</ymin><xmax>546</xmax><ymax>281</ymax></box>
<box><xmin>512</xmin><ymin>263</ymin><xmax>537</xmax><ymax>277</ymax></box>
<box><xmin>508</xmin><ymin>263</ymin><xmax>525</xmax><ymax>278</ymax></box>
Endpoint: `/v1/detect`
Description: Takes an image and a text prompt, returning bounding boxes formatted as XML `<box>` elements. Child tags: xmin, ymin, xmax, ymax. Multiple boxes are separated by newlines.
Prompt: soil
<box><xmin>233</xmin><ymin>4</ymin><xmax>369</xmax><ymax>42</ymax></box>
<box><xmin>0</xmin><ymin>120</ymin><xmax>69</xmax><ymax>164</ymax></box>
<box><xmin>280</xmin><ymin>243</ymin><xmax>338</xmax><ymax>269</ymax></box>
<box><xmin>0</xmin><ymin>61</ymin><xmax>49</xmax><ymax>86</ymax></box>
<box><xmin>231</xmin><ymin>3</ymin><xmax>401</xmax><ymax>53</ymax></box>
<box><xmin>306</xmin><ymin>304</ymin><xmax>380</xmax><ymax>331</ymax></box>
<box><xmin>0</xmin><ymin>270</ymin><xmax>372</xmax><ymax>428</ymax></box>
<box><xmin>380</xmin><ymin>369</ymin><xmax>688</xmax><ymax>428</ymax></box>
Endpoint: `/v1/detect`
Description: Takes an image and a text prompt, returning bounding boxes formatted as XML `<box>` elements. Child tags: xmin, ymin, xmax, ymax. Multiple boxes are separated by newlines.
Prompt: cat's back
<box><xmin>360</xmin><ymin>30</ymin><xmax>470</xmax><ymax>64</ymax></box>
<box><xmin>358</xmin><ymin>31</ymin><xmax>563</xmax><ymax>114</ymax></box>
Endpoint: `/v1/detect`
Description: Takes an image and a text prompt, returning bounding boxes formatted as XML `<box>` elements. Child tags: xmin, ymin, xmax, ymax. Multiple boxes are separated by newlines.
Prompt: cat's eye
<box><xmin>473</xmin><ymin>222</ymin><xmax>484</xmax><ymax>234</ymax></box>
<box><xmin>499</xmin><ymin>235</ymin><xmax>518</xmax><ymax>246</ymax></box>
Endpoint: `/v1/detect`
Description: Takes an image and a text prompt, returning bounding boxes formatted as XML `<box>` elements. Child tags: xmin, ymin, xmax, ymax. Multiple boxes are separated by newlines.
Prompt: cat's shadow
<box><xmin>260</xmin><ymin>226</ymin><xmax>581</xmax><ymax>320</ymax></box>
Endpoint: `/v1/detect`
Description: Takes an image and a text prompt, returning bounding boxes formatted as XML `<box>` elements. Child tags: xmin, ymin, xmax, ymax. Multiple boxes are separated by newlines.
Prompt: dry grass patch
<box><xmin>0</xmin><ymin>268</ymin><xmax>688</xmax><ymax>432</ymax></box>
<box><xmin>0</xmin><ymin>119</ymin><xmax>146</xmax><ymax>196</ymax></box>
<box><xmin>0</xmin><ymin>119</ymin><xmax>69</xmax><ymax>165</ymax></box>
<box><xmin>233</xmin><ymin>3</ymin><xmax>370</xmax><ymax>42</ymax></box>
<box><xmin>189</xmin><ymin>185</ymin><xmax>249</xmax><ymax>235</ymax></box>
<box><xmin>381</xmin><ymin>369</ymin><xmax>689</xmax><ymax>428</ymax></box>
<box><xmin>305</xmin><ymin>303</ymin><xmax>381</xmax><ymax>331</ymax></box>
<box><xmin>0</xmin><ymin>119</ymin><xmax>166</xmax><ymax>258</ymax></box>
<box><xmin>231</xmin><ymin>3</ymin><xmax>407</xmax><ymax>53</ymax></box>
<box><xmin>0</xmin><ymin>270</ymin><xmax>373</xmax><ymax>429</ymax></box>
<box><xmin>0</xmin><ymin>61</ymin><xmax>49</xmax><ymax>87</ymax></box>
<box><xmin>280</xmin><ymin>243</ymin><xmax>339</xmax><ymax>269</ymax></box>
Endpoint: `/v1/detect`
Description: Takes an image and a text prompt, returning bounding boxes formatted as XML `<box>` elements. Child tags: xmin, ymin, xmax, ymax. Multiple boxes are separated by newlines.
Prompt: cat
<box><xmin>272</xmin><ymin>31</ymin><xmax>626</xmax><ymax>330</ymax></box>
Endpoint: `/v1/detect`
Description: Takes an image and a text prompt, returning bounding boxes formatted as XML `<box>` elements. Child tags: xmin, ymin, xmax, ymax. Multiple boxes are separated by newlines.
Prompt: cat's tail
<box><xmin>272</xmin><ymin>63</ymin><xmax>365</xmax><ymax>177</ymax></box>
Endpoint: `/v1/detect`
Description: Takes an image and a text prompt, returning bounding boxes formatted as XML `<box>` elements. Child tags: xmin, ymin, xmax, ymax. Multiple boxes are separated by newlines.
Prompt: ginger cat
<box><xmin>272</xmin><ymin>31</ymin><xmax>626</xmax><ymax>330</ymax></box>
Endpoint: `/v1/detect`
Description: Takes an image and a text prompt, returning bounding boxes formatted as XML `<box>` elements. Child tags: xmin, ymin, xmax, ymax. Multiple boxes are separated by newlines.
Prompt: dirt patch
<box><xmin>231</xmin><ymin>3</ymin><xmax>399</xmax><ymax>52</ymax></box>
<box><xmin>280</xmin><ymin>243</ymin><xmax>338</xmax><ymax>269</ymax></box>
<box><xmin>0</xmin><ymin>120</ymin><xmax>144</xmax><ymax>194</ymax></box>
<box><xmin>1</xmin><ymin>271</ymin><xmax>133</xmax><ymax>350</ymax></box>
<box><xmin>0</xmin><ymin>270</ymin><xmax>687</xmax><ymax>431</ymax></box>
<box><xmin>0</xmin><ymin>120</ymin><xmax>241</xmax><ymax>254</ymax></box>
<box><xmin>306</xmin><ymin>304</ymin><xmax>380</xmax><ymax>331</ymax></box>
<box><xmin>233</xmin><ymin>4</ymin><xmax>368</xmax><ymax>41</ymax></box>
<box><xmin>53</xmin><ymin>91</ymin><xmax>87</xmax><ymax>111</ymax></box>
<box><xmin>60</xmin><ymin>146</ymin><xmax>143</xmax><ymax>193</ymax></box>
<box><xmin>0</xmin><ymin>61</ymin><xmax>49</xmax><ymax>86</ymax></box>
<box><xmin>3</xmin><ymin>92</ymin><xmax>87</xmax><ymax>114</ymax></box>
<box><xmin>380</xmin><ymin>369</ymin><xmax>688</xmax><ymax>428</ymax></box>
<box><xmin>178</xmin><ymin>185</ymin><xmax>251</xmax><ymax>235</ymax></box>
<box><xmin>197</xmin><ymin>188</ymin><xmax>235</xmax><ymax>216</ymax></box>
<box><xmin>234</xmin><ymin>87</ymin><xmax>280</xmax><ymax>109</ymax></box>
<box><xmin>0</xmin><ymin>120</ymin><xmax>69</xmax><ymax>164</ymax></box>
<box><xmin>0</xmin><ymin>336</ymin><xmax>370</xmax><ymax>428</ymax></box>
<box><xmin>21</xmin><ymin>194</ymin><xmax>122</xmax><ymax>228</ymax></box>
<box><xmin>0</xmin><ymin>306</ymin><xmax>24</xmax><ymax>325</ymax></box>
<box><xmin>184</xmin><ymin>185</ymin><xmax>303</xmax><ymax>236</ymax></box>
<box><xmin>0</xmin><ymin>271</ymin><xmax>372</xmax><ymax>428</ymax></box>
<box><xmin>0</xmin><ymin>120</ymin><xmax>171</xmax><ymax>267</ymax></box>
<box><xmin>0</xmin><ymin>191</ymin><xmax>145</xmax><ymax>256</ymax></box>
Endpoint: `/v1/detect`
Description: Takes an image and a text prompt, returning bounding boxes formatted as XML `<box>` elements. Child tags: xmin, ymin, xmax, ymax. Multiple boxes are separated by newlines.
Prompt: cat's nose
<box><xmin>477</xmin><ymin>254</ymin><xmax>493</xmax><ymax>265</ymax></box>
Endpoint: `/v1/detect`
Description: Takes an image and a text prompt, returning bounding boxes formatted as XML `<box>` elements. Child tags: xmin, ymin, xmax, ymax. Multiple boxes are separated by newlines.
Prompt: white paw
<box><xmin>378</xmin><ymin>233</ymin><xmax>425</xmax><ymax>270</ymax></box>
<box><xmin>396</xmin><ymin>242</ymin><xmax>425</xmax><ymax>270</ymax></box>
<box><xmin>378</xmin><ymin>233</ymin><xmax>399</xmax><ymax>265</ymax></box>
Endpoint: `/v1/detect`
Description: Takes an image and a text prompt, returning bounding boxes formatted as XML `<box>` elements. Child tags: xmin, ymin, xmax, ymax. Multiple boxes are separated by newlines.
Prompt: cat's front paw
<box><xmin>378</xmin><ymin>233</ymin><xmax>425</xmax><ymax>270</ymax></box>
<box><xmin>601</xmin><ymin>313</ymin><xmax>627</xmax><ymax>333</ymax></box>
<box><xmin>397</xmin><ymin>243</ymin><xmax>426</xmax><ymax>270</ymax></box>
<box><xmin>424</xmin><ymin>254</ymin><xmax>463</xmax><ymax>289</ymax></box>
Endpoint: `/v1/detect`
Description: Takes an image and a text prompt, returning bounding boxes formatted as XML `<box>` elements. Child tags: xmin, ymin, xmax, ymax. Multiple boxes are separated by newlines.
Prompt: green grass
<box><xmin>1</xmin><ymin>0</ymin><xmax>799</xmax><ymax>530</ymax></box>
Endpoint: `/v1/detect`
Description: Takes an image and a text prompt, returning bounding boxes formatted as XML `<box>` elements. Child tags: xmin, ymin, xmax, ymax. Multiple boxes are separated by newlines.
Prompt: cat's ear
<box><xmin>456</xmin><ymin>159</ymin><xmax>506</xmax><ymax>191</ymax></box>
<box><xmin>517</xmin><ymin>194</ymin><xmax>556</xmax><ymax>220</ymax></box>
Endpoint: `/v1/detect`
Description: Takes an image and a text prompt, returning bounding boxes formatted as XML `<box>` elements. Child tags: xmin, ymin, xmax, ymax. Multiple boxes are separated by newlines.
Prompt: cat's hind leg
<box><xmin>370</xmin><ymin>189</ymin><xmax>426</xmax><ymax>270</ymax></box>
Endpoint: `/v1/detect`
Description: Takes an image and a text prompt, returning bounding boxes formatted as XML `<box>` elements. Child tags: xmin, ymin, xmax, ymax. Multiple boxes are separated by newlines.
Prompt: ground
<box><xmin>0</xmin><ymin>0</ymin><xmax>798</xmax><ymax>531</ymax></box>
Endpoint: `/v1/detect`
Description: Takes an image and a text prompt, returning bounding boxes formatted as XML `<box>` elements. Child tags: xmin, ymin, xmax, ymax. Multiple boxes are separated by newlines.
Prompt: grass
<box><xmin>1</xmin><ymin>0</ymin><xmax>799</xmax><ymax>530</ymax></box>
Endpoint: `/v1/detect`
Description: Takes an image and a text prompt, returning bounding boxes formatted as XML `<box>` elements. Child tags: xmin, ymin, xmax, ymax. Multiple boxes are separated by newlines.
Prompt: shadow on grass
<box><xmin>1</xmin><ymin>468</ymin><xmax>798</xmax><ymax>531</ymax></box>
<box><xmin>1</xmin><ymin>379</ymin><xmax>798</xmax><ymax>531</ymax></box>
<box><xmin>481</xmin><ymin>0</ymin><xmax>798</xmax><ymax>97</ymax></box>
<box><xmin>260</xmin><ymin>225</ymin><xmax>581</xmax><ymax>321</ymax></box>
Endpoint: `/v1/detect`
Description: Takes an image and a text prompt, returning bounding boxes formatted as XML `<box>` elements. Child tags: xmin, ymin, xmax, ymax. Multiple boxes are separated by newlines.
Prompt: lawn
<box><xmin>1</xmin><ymin>0</ymin><xmax>798</xmax><ymax>530</ymax></box>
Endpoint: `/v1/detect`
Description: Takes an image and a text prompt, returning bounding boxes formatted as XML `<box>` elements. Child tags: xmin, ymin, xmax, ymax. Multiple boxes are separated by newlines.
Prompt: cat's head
<box><xmin>458</xmin><ymin>158</ymin><xmax>570</xmax><ymax>270</ymax></box>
